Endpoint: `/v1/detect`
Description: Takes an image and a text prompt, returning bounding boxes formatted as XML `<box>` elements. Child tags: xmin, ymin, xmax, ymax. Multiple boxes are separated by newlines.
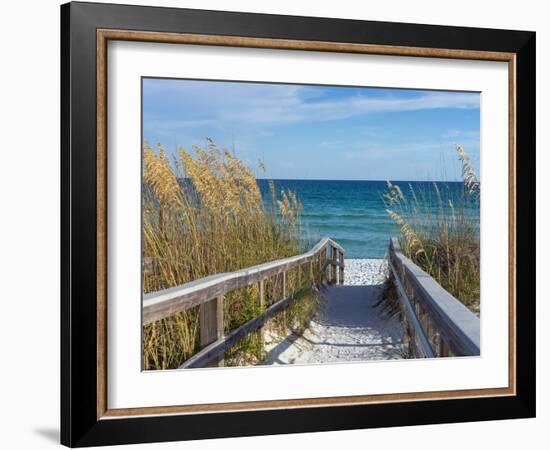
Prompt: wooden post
<box><xmin>331</xmin><ymin>246</ymin><xmax>337</xmax><ymax>284</ymax></box>
<box><xmin>335</xmin><ymin>251</ymin><xmax>339</xmax><ymax>284</ymax></box>
<box><xmin>258</xmin><ymin>279</ymin><xmax>266</xmax><ymax>345</ymax></box>
<box><xmin>274</xmin><ymin>274</ymin><xmax>279</xmax><ymax>300</ymax></box>
<box><xmin>433</xmin><ymin>331</ymin><xmax>441</xmax><ymax>356</ymax></box>
<box><xmin>425</xmin><ymin>316</ymin><xmax>432</xmax><ymax>347</ymax></box>
<box><xmin>339</xmin><ymin>251</ymin><xmax>344</xmax><ymax>284</ymax></box>
<box><xmin>420</xmin><ymin>306</ymin><xmax>428</xmax><ymax>337</ymax></box>
<box><xmin>439</xmin><ymin>339</ymin><xmax>450</xmax><ymax>357</ymax></box>
<box><xmin>309</xmin><ymin>260</ymin><xmax>314</xmax><ymax>284</ymax></box>
<box><xmin>199</xmin><ymin>296</ymin><xmax>224</xmax><ymax>367</ymax></box>
<box><xmin>323</xmin><ymin>247</ymin><xmax>327</xmax><ymax>281</ymax></box>
<box><xmin>402</xmin><ymin>321</ymin><xmax>411</xmax><ymax>356</ymax></box>
<box><xmin>328</xmin><ymin>247</ymin><xmax>333</xmax><ymax>283</ymax></box>
<box><xmin>327</xmin><ymin>245</ymin><xmax>334</xmax><ymax>284</ymax></box>
<box><xmin>297</xmin><ymin>264</ymin><xmax>302</xmax><ymax>288</ymax></box>
<box><xmin>282</xmin><ymin>271</ymin><xmax>287</xmax><ymax>299</ymax></box>
<box><xmin>259</xmin><ymin>279</ymin><xmax>265</xmax><ymax>309</ymax></box>
<box><xmin>411</xmin><ymin>327</ymin><xmax>418</xmax><ymax>358</ymax></box>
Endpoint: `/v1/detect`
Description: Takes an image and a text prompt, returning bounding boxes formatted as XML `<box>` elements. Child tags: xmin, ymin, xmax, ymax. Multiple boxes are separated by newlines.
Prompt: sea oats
<box><xmin>142</xmin><ymin>140</ymin><xmax>309</xmax><ymax>369</ymax></box>
<box><xmin>382</xmin><ymin>144</ymin><xmax>479</xmax><ymax>313</ymax></box>
<box><xmin>455</xmin><ymin>144</ymin><xmax>480</xmax><ymax>198</ymax></box>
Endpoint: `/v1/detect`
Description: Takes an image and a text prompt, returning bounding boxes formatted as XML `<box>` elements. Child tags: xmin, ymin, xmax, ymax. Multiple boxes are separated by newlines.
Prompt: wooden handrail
<box><xmin>180</xmin><ymin>290</ymin><xmax>301</xmax><ymax>368</ymax></box>
<box><xmin>388</xmin><ymin>237</ymin><xmax>480</xmax><ymax>357</ymax></box>
<box><xmin>388</xmin><ymin>257</ymin><xmax>435</xmax><ymax>358</ymax></box>
<box><xmin>143</xmin><ymin>237</ymin><xmax>345</xmax><ymax>368</ymax></box>
<box><xmin>143</xmin><ymin>237</ymin><xmax>344</xmax><ymax>325</ymax></box>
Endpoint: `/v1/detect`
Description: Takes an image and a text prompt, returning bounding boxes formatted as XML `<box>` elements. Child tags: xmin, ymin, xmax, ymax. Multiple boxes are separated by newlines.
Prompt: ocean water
<box><xmin>258</xmin><ymin>179</ymin><xmax>479</xmax><ymax>259</ymax></box>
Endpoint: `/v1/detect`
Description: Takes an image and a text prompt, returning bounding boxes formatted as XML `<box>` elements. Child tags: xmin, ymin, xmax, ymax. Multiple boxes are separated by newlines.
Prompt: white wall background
<box><xmin>0</xmin><ymin>1</ymin><xmax>546</xmax><ymax>448</ymax></box>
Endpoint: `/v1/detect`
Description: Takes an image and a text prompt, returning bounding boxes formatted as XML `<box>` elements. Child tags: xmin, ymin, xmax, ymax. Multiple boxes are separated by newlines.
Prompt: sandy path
<box><xmin>263</xmin><ymin>259</ymin><xmax>404</xmax><ymax>365</ymax></box>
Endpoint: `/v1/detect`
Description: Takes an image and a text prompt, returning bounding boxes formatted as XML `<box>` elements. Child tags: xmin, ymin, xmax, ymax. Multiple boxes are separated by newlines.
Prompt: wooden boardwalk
<box><xmin>143</xmin><ymin>237</ymin><xmax>480</xmax><ymax>368</ymax></box>
<box><xmin>263</xmin><ymin>283</ymin><xmax>403</xmax><ymax>365</ymax></box>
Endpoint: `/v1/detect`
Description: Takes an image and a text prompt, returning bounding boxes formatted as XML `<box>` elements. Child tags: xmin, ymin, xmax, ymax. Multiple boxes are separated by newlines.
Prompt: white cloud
<box><xmin>223</xmin><ymin>90</ymin><xmax>479</xmax><ymax>126</ymax></box>
<box><xmin>343</xmin><ymin>140</ymin><xmax>479</xmax><ymax>161</ymax></box>
<box><xmin>143</xmin><ymin>79</ymin><xmax>480</xmax><ymax>130</ymax></box>
<box><xmin>441</xmin><ymin>129</ymin><xmax>480</xmax><ymax>139</ymax></box>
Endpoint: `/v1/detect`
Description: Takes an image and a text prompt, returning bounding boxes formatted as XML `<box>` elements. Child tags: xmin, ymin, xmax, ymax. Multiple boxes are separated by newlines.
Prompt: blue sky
<box><xmin>143</xmin><ymin>78</ymin><xmax>480</xmax><ymax>181</ymax></box>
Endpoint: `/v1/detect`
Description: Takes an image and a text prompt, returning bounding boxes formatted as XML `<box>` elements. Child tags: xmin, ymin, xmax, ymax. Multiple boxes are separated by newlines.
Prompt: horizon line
<box><xmin>175</xmin><ymin>176</ymin><xmax>468</xmax><ymax>183</ymax></box>
<box><xmin>255</xmin><ymin>177</ymin><xmax>466</xmax><ymax>183</ymax></box>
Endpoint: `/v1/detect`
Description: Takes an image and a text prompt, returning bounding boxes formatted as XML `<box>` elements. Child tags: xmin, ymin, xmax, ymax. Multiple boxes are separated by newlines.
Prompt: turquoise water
<box><xmin>258</xmin><ymin>179</ymin><xmax>479</xmax><ymax>258</ymax></box>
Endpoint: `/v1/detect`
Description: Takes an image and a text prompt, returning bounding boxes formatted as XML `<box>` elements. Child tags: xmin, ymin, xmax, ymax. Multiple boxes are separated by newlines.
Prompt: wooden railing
<box><xmin>388</xmin><ymin>237</ymin><xmax>480</xmax><ymax>358</ymax></box>
<box><xmin>143</xmin><ymin>237</ymin><xmax>345</xmax><ymax>368</ymax></box>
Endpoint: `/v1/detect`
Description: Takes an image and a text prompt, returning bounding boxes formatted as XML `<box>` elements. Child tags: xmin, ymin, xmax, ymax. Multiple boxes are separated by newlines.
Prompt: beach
<box><xmin>344</xmin><ymin>258</ymin><xmax>388</xmax><ymax>285</ymax></box>
<box><xmin>263</xmin><ymin>257</ymin><xmax>404</xmax><ymax>365</ymax></box>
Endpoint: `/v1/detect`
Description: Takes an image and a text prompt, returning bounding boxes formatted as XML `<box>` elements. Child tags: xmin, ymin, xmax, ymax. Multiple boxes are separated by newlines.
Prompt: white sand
<box><xmin>263</xmin><ymin>258</ymin><xmax>404</xmax><ymax>365</ymax></box>
<box><xmin>344</xmin><ymin>258</ymin><xmax>388</xmax><ymax>285</ymax></box>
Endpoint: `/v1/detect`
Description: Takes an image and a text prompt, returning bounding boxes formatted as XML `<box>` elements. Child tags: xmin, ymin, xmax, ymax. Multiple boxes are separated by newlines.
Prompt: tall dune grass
<box><xmin>382</xmin><ymin>145</ymin><xmax>480</xmax><ymax>313</ymax></box>
<box><xmin>142</xmin><ymin>139</ymin><xmax>316</xmax><ymax>370</ymax></box>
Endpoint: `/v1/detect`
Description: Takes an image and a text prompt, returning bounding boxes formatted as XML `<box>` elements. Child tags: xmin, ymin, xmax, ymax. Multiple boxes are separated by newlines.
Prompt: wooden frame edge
<box><xmin>97</xmin><ymin>29</ymin><xmax>108</xmax><ymax>419</ymax></box>
<box><xmin>101</xmin><ymin>387</ymin><xmax>515</xmax><ymax>419</ymax></box>
<box><xmin>98</xmin><ymin>29</ymin><xmax>516</xmax><ymax>61</ymax></box>
<box><xmin>508</xmin><ymin>55</ymin><xmax>517</xmax><ymax>396</ymax></box>
<box><xmin>96</xmin><ymin>28</ymin><xmax>517</xmax><ymax>420</ymax></box>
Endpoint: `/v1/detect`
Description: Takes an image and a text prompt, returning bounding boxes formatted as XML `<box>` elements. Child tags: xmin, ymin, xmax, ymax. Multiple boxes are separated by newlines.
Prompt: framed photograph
<box><xmin>61</xmin><ymin>1</ymin><xmax>535</xmax><ymax>447</ymax></box>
